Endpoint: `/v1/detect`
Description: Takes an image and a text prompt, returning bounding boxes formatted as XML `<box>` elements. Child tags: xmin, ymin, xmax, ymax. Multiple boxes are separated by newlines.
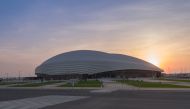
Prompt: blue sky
<box><xmin>0</xmin><ymin>0</ymin><xmax>190</xmax><ymax>77</ymax></box>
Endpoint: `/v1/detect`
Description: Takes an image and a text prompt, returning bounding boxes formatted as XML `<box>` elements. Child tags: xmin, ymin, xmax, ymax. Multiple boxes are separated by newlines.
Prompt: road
<box><xmin>0</xmin><ymin>89</ymin><xmax>190</xmax><ymax>109</ymax></box>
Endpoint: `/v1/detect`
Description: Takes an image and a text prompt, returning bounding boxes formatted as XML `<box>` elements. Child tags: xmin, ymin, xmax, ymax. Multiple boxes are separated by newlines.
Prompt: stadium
<box><xmin>35</xmin><ymin>50</ymin><xmax>163</xmax><ymax>80</ymax></box>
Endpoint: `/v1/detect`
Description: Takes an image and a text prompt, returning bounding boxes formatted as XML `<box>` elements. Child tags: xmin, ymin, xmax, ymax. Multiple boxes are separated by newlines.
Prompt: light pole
<box><xmin>6</xmin><ymin>73</ymin><xmax>8</xmax><ymax>81</ymax></box>
<box><xmin>18</xmin><ymin>72</ymin><xmax>21</xmax><ymax>82</ymax></box>
<box><xmin>0</xmin><ymin>72</ymin><xmax>2</xmax><ymax>82</ymax></box>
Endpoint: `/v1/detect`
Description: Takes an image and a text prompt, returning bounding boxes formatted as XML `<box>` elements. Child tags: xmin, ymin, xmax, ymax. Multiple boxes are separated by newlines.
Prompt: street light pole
<box><xmin>19</xmin><ymin>72</ymin><xmax>21</xmax><ymax>82</ymax></box>
<box><xmin>6</xmin><ymin>73</ymin><xmax>8</xmax><ymax>81</ymax></box>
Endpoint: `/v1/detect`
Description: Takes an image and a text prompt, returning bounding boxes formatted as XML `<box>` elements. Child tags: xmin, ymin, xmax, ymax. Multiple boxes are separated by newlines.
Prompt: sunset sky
<box><xmin>0</xmin><ymin>0</ymin><xmax>190</xmax><ymax>77</ymax></box>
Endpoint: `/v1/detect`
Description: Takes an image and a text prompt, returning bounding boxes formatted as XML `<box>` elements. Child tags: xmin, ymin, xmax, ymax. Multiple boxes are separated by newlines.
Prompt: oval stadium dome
<box><xmin>35</xmin><ymin>50</ymin><xmax>163</xmax><ymax>79</ymax></box>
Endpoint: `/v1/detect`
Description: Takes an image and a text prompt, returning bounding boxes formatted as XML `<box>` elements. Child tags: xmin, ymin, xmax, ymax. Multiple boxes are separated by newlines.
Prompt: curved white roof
<box><xmin>35</xmin><ymin>50</ymin><xmax>163</xmax><ymax>75</ymax></box>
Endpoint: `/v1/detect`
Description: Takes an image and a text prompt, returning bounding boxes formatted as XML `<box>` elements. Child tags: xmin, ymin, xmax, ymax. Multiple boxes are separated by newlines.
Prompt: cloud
<box><xmin>0</xmin><ymin>0</ymin><xmax>190</xmax><ymax>75</ymax></box>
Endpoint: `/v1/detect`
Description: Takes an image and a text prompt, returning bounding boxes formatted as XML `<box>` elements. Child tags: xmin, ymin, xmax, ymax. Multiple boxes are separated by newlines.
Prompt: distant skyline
<box><xmin>0</xmin><ymin>0</ymin><xmax>190</xmax><ymax>77</ymax></box>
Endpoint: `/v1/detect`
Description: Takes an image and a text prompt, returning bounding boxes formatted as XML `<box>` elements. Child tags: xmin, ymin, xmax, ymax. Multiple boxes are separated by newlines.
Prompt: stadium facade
<box><xmin>35</xmin><ymin>50</ymin><xmax>163</xmax><ymax>80</ymax></box>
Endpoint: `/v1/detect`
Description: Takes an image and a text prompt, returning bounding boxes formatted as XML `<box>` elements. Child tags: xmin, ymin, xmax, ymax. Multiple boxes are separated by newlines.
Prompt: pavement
<box><xmin>91</xmin><ymin>79</ymin><xmax>139</xmax><ymax>93</ymax></box>
<box><xmin>1</xmin><ymin>79</ymin><xmax>190</xmax><ymax>109</ymax></box>
<box><xmin>0</xmin><ymin>95</ymin><xmax>87</xmax><ymax>109</ymax></box>
<box><xmin>40</xmin><ymin>82</ymin><xmax>66</xmax><ymax>88</ymax></box>
<box><xmin>0</xmin><ymin>89</ymin><xmax>190</xmax><ymax>109</ymax></box>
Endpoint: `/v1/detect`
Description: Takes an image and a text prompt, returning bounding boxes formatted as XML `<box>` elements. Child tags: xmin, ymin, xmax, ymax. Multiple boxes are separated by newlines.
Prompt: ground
<box><xmin>116</xmin><ymin>80</ymin><xmax>190</xmax><ymax>88</ymax></box>
<box><xmin>60</xmin><ymin>80</ymin><xmax>102</xmax><ymax>87</ymax></box>
<box><xmin>10</xmin><ymin>81</ymin><xmax>62</xmax><ymax>87</ymax></box>
<box><xmin>0</xmin><ymin>89</ymin><xmax>190</xmax><ymax>109</ymax></box>
<box><xmin>1</xmin><ymin>78</ymin><xmax>190</xmax><ymax>109</ymax></box>
<box><xmin>160</xmin><ymin>78</ymin><xmax>190</xmax><ymax>82</ymax></box>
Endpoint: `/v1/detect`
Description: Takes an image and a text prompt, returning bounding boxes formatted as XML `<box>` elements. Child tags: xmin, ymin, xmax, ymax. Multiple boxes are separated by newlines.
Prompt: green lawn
<box><xmin>0</xmin><ymin>82</ymin><xmax>15</xmax><ymax>85</ymax></box>
<box><xmin>11</xmin><ymin>81</ymin><xmax>61</xmax><ymax>87</ymax></box>
<box><xmin>60</xmin><ymin>80</ymin><xmax>102</xmax><ymax>87</ymax></box>
<box><xmin>160</xmin><ymin>78</ymin><xmax>190</xmax><ymax>82</ymax></box>
<box><xmin>116</xmin><ymin>80</ymin><xmax>190</xmax><ymax>88</ymax></box>
<box><xmin>0</xmin><ymin>82</ymin><xmax>25</xmax><ymax>86</ymax></box>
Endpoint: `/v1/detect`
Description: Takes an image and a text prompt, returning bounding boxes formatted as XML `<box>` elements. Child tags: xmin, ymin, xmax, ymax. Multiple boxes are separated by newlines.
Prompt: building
<box><xmin>35</xmin><ymin>50</ymin><xmax>163</xmax><ymax>80</ymax></box>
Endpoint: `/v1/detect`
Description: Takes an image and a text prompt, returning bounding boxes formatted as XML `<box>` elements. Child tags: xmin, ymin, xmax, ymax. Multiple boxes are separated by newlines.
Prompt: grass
<box><xmin>0</xmin><ymin>82</ymin><xmax>26</xmax><ymax>86</ymax></box>
<box><xmin>10</xmin><ymin>81</ymin><xmax>61</xmax><ymax>87</ymax></box>
<box><xmin>0</xmin><ymin>82</ymin><xmax>15</xmax><ymax>85</ymax></box>
<box><xmin>60</xmin><ymin>80</ymin><xmax>102</xmax><ymax>87</ymax></box>
<box><xmin>116</xmin><ymin>80</ymin><xmax>190</xmax><ymax>88</ymax></box>
<box><xmin>160</xmin><ymin>78</ymin><xmax>190</xmax><ymax>82</ymax></box>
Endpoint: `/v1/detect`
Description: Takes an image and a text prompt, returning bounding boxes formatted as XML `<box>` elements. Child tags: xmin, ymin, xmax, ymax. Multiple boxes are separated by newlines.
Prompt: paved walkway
<box><xmin>91</xmin><ymin>79</ymin><xmax>138</xmax><ymax>93</ymax></box>
<box><xmin>41</xmin><ymin>82</ymin><xmax>66</xmax><ymax>88</ymax></box>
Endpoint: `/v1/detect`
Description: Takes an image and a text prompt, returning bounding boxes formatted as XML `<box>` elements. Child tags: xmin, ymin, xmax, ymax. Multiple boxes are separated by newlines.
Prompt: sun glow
<box><xmin>147</xmin><ymin>55</ymin><xmax>160</xmax><ymax>67</ymax></box>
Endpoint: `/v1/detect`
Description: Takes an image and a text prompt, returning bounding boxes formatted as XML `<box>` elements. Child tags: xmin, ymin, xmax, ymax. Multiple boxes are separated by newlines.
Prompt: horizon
<box><xmin>1</xmin><ymin>0</ymin><xmax>190</xmax><ymax>77</ymax></box>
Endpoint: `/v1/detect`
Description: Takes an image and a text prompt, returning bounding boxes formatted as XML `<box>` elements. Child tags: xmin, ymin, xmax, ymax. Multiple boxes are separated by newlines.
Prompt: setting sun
<box><xmin>147</xmin><ymin>56</ymin><xmax>160</xmax><ymax>67</ymax></box>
